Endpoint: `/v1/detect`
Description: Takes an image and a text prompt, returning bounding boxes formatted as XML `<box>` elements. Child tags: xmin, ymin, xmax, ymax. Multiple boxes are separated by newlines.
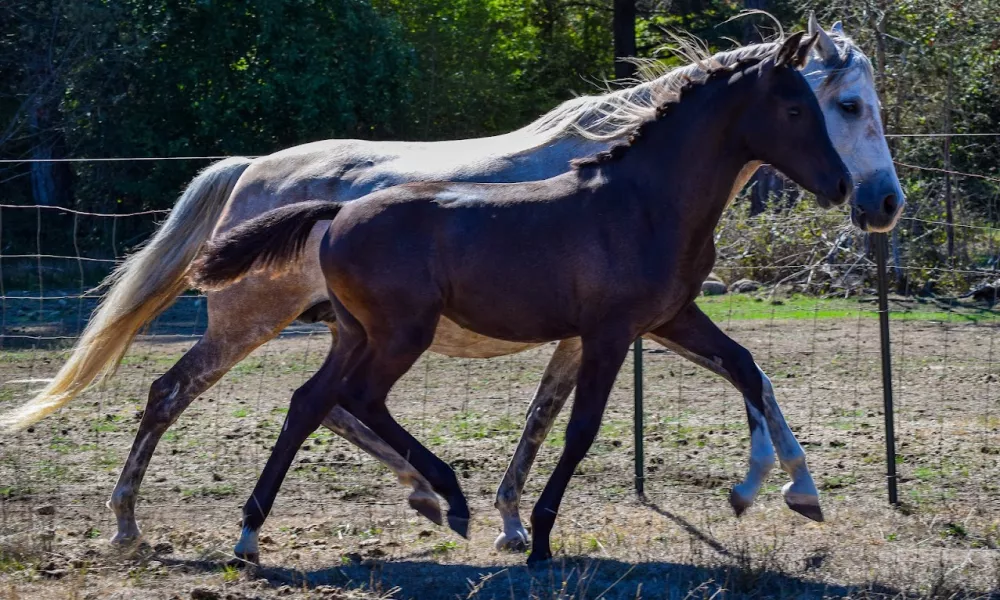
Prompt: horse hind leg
<box><xmin>321</xmin><ymin>405</ymin><xmax>442</xmax><ymax>525</ymax></box>
<box><xmin>236</xmin><ymin>328</ymin><xmax>369</xmax><ymax>563</ymax></box>
<box><xmin>109</xmin><ymin>286</ymin><xmax>307</xmax><ymax>545</ymax></box>
<box><xmin>339</xmin><ymin>320</ymin><xmax>471</xmax><ymax>538</ymax></box>
<box><xmin>493</xmin><ymin>337</ymin><xmax>581</xmax><ymax>552</ymax></box>
<box><xmin>316</xmin><ymin>319</ymin><xmax>441</xmax><ymax>525</ymax></box>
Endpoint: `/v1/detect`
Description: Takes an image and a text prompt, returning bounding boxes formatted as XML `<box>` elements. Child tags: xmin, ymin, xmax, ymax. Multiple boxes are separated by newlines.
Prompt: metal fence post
<box><xmin>874</xmin><ymin>232</ymin><xmax>899</xmax><ymax>505</ymax></box>
<box><xmin>633</xmin><ymin>338</ymin><xmax>644</xmax><ymax>496</ymax></box>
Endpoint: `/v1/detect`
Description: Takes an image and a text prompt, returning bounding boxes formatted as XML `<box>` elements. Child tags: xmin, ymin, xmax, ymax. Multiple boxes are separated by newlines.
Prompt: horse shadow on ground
<box><xmin>156</xmin><ymin>500</ymin><xmax>928</xmax><ymax>600</ymax></box>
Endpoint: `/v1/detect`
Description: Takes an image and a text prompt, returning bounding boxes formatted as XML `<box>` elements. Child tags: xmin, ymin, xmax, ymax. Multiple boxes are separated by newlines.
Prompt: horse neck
<box><xmin>610</xmin><ymin>74</ymin><xmax>754</xmax><ymax>231</ymax></box>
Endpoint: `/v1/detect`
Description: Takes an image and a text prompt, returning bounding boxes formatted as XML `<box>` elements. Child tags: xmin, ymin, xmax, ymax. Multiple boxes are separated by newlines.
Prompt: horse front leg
<box><xmin>493</xmin><ymin>338</ymin><xmax>581</xmax><ymax>551</ymax></box>
<box><xmin>527</xmin><ymin>330</ymin><xmax>631</xmax><ymax>565</ymax></box>
<box><xmin>649</xmin><ymin>303</ymin><xmax>822</xmax><ymax>521</ymax></box>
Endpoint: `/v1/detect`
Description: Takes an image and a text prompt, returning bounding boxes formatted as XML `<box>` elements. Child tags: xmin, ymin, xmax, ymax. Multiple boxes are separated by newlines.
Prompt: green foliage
<box><xmin>1</xmin><ymin>0</ymin><xmax>999</xmax><ymax>296</ymax></box>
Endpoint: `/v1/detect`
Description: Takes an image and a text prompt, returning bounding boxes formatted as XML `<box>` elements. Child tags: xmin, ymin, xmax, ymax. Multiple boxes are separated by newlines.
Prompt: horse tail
<box><xmin>191</xmin><ymin>200</ymin><xmax>344</xmax><ymax>292</ymax></box>
<box><xmin>0</xmin><ymin>157</ymin><xmax>253</xmax><ymax>432</ymax></box>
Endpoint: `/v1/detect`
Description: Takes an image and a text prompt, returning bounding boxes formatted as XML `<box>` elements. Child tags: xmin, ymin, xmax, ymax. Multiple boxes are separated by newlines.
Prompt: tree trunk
<box><xmin>28</xmin><ymin>101</ymin><xmax>57</xmax><ymax>206</ymax></box>
<box><xmin>27</xmin><ymin>97</ymin><xmax>72</xmax><ymax>207</ymax></box>
<box><xmin>613</xmin><ymin>0</ymin><xmax>637</xmax><ymax>80</ymax></box>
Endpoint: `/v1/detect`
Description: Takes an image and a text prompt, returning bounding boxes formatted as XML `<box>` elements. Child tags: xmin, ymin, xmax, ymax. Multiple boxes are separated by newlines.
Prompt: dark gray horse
<box><xmin>193</xmin><ymin>33</ymin><xmax>851</xmax><ymax>564</ymax></box>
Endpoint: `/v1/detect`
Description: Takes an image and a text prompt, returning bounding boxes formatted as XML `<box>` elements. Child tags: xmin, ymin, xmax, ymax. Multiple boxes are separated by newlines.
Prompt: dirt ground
<box><xmin>1</xmin><ymin>309</ymin><xmax>999</xmax><ymax>599</ymax></box>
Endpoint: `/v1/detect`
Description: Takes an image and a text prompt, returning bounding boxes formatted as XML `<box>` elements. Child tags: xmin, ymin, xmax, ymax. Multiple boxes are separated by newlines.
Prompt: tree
<box><xmin>614</xmin><ymin>0</ymin><xmax>638</xmax><ymax>79</ymax></box>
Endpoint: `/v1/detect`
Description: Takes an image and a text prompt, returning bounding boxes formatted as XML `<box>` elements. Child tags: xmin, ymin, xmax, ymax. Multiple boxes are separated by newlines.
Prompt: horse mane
<box><xmin>513</xmin><ymin>30</ymin><xmax>867</xmax><ymax>149</ymax></box>
<box><xmin>569</xmin><ymin>56</ymin><xmax>767</xmax><ymax>170</ymax></box>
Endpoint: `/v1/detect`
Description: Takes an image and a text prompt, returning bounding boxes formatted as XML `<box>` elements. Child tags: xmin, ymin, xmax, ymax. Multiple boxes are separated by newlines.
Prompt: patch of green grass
<box><xmin>95</xmin><ymin>449</ymin><xmax>120</xmax><ymax>469</ymax></box>
<box><xmin>232</xmin><ymin>407</ymin><xmax>249</xmax><ymax>418</ymax></box>
<box><xmin>821</xmin><ymin>474</ymin><xmax>856</xmax><ymax>490</ymax></box>
<box><xmin>49</xmin><ymin>435</ymin><xmax>76</xmax><ymax>454</ymax></box>
<box><xmin>0</xmin><ymin>485</ymin><xmax>34</xmax><ymax>499</ymax></box>
<box><xmin>221</xmin><ymin>563</ymin><xmax>240</xmax><ymax>583</ymax></box>
<box><xmin>696</xmin><ymin>294</ymin><xmax>998</xmax><ymax>322</ymax></box>
<box><xmin>232</xmin><ymin>357</ymin><xmax>266</xmax><ymax>375</ymax></box>
<box><xmin>914</xmin><ymin>466</ymin><xmax>942</xmax><ymax>481</ymax></box>
<box><xmin>90</xmin><ymin>414</ymin><xmax>122</xmax><ymax>433</ymax></box>
<box><xmin>0</xmin><ymin>551</ymin><xmax>27</xmax><ymax>574</ymax></box>
<box><xmin>0</xmin><ymin>351</ymin><xmax>40</xmax><ymax>364</ymax></box>
<box><xmin>181</xmin><ymin>484</ymin><xmax>235</xmax><ymax>499</ymax></box>
<box><xmin>431</xmin><ymin>540</ymin><xmax>458</xmax><ymax>555</ymax></box>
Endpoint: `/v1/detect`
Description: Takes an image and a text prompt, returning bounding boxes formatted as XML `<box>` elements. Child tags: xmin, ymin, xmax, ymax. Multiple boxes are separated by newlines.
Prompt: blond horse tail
<box><xmin>0</xmin><ymin>157</ymin><xmax>253</xmax><ymax>432</ymax></box>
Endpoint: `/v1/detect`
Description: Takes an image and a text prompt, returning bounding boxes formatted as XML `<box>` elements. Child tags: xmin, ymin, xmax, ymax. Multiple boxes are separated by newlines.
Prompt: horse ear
<box><xmin>807</xmin><ymin>11</ymin><xmax>821</xmax><ymax>36</ymax></box>
<box><xmin>832</xmin><ymin>21</ymin><xmax>845</xmax><ymax>34</ymax></box>
<box><xmin>774</xmin><ymin>31</ymin><xmax>806</xmax><ymax>68</ymax></box>
<box><xmin>793</xmin><ymin>33</ymin><xmax>820</xmax><ymax>69</ymax></box>
<box><xmin>808</xmin><ymin>12</ymin><xmax>840</xmax><ymax>64</ymax></box>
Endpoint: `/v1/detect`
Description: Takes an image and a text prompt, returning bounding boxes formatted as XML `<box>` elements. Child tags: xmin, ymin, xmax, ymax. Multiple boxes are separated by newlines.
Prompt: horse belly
<box><xmin>429</xmin><ymin>317</ymin><xmax>542</xmax><ymax>358</ymax></box>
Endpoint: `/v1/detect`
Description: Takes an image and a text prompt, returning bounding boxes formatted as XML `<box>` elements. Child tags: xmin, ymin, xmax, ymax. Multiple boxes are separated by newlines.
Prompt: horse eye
<box><xmin>787</xmin><ymin>106</ymin><xmax>801</xmax><ymax>118</ymax></box>
<box><xmin>839</xmin><ymin>100</ymin><xmax>860</xmax><ymax>115</ymax></box>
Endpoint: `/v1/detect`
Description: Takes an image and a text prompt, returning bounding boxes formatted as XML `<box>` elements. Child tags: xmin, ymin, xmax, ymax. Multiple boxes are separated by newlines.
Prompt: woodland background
<box><xmin>1</xmin><ymin>0</ymin><xmax>998</xmax><ymax>294</ymax></box>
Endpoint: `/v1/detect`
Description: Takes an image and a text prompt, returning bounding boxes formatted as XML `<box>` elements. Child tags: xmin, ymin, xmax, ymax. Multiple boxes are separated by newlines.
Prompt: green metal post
<box><xmin>633</xmin><ymin>338</ymin><xmax>644</xmax><ymax>496</ymax></box>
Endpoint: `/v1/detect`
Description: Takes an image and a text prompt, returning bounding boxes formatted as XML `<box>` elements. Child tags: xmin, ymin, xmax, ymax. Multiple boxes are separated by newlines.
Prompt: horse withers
<box><xmin>193</xmin><ymin>33</ymin><xmax>850</xmax><ymax>564</ymax></box>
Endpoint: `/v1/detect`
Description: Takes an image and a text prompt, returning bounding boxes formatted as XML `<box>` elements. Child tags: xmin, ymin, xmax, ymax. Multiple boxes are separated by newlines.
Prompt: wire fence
<box><xmin>0</xmin><ymin>143</ymin><xmax>998</xmax><ymax>557</ymax></box>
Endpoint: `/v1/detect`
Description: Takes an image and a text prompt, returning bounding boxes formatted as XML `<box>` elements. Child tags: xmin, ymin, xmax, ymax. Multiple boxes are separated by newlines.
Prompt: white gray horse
<box><xmin>1</xmin><ymin>16</ymin><xmax>903</xmax><ymax>554</ymax></box>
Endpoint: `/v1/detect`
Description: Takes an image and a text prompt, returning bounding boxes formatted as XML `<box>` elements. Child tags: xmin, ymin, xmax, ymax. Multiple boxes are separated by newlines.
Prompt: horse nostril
<box><xmin>882</xmin><ymin>193</ymin><xmax>898</xmax><ymax>216</ymax></box>
<box><xmin>838</xmin><ymin>178</ymin><xmax>849</xmax><ymax>200</ymax></box>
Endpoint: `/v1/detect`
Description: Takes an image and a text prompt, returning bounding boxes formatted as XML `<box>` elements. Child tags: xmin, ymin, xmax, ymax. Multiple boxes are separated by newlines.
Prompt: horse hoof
<box><xmin>782</xmin><ymin>483</ymin><xmax>824</xmax><ymax>522</ymax></box>
<box><xmin>447</xmin><ymin>514</ymin><xmax>470</xmax><ymax>539</ymax></box>
<box><xmin>233</xmin><ymin>550</ymin><xmax>260</xmax><ymax>565</ymax></box>
<box><xmin>408</xmin><ymin>492</ymin><xmax>443</xmax><ymax>526</ymax></box>
<box><xmin>786</xmin><ymin>500</ymin><xmax>824</xmax><ymax>522</ymax></box>
<box><xmin>493</xmin><ymin>528</ymin><xmax>529</xmax><ymax>552</ymax></box>
<box><xmin>526</xmin><ymin>549</ymin><xmax>552</xmax><ymax>567</ymax></box>
<box><xmin>728</xmin><ymin>488</ymin><xmax>752</xmax><ymax>517</ymax></box>
<box><xmin>109</xmin><ymin>528</ymin><xmax>144</xmax><ymax>549</ymax></box>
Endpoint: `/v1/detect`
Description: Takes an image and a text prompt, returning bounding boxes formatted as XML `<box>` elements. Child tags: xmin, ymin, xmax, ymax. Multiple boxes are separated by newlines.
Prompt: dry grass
<box><xmin>1</xmin><ymin>314</ymin><xmax>999</xmax><ymax>599</ymax></box>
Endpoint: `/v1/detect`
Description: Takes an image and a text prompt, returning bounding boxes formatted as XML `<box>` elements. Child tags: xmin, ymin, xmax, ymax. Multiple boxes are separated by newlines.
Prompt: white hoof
<box><xmin>494</xmin><ymin>526</ymin><xmax>530</xmax><ymax>552</ymax></box>
<box><xmin>782</xmin><ymin>482</ymin><xmax>824</xmax><ymax>522</ymax></box>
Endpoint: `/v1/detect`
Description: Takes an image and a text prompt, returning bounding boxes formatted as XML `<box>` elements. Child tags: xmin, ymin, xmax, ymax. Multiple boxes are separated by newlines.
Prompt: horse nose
<box><xmin>882</xmin><ymin>193</ymin><xmax>899</xmax><ymax>217</ymax></box>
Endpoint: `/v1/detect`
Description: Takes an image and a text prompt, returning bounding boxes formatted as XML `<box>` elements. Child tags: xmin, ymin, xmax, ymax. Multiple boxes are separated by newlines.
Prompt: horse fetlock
<box><xmin>778</xmin><ymin>453</ymin><xmax>809</xmax><ymax>479</ymax></box>
<box><xmin>493</xmin><ymin>481</ymin><xmax>520</xmax><ymax>511</ymax></box>
<box><xmin>233</xmin><ymin>526</ymin><xmax>261</xmax><ymax>564</ymax></box>
<box><xmin>107</xmin><ymin>485</ymin><xmax>134</xmax><ymax>514</ymax></box>
<box><xmin>408</xmin><ymin>490</ymin><xmax>443</xmax><ymax>526</ymax></box>
<box><xmin>108</xmin><ymin>498</ymin><xmax>141</xmax><ymax>545</ymax></box>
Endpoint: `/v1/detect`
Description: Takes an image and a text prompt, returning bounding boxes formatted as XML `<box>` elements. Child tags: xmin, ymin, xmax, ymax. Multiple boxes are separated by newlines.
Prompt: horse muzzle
<box><xmin>849</xmin><ymin>171</ymin><xmax>905</xmax><ymax>232</ymax></box>
<box><xmin>814</xmin><ymin>174</ymin><xmax>852</xmax><ymax>209</ymax></box>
